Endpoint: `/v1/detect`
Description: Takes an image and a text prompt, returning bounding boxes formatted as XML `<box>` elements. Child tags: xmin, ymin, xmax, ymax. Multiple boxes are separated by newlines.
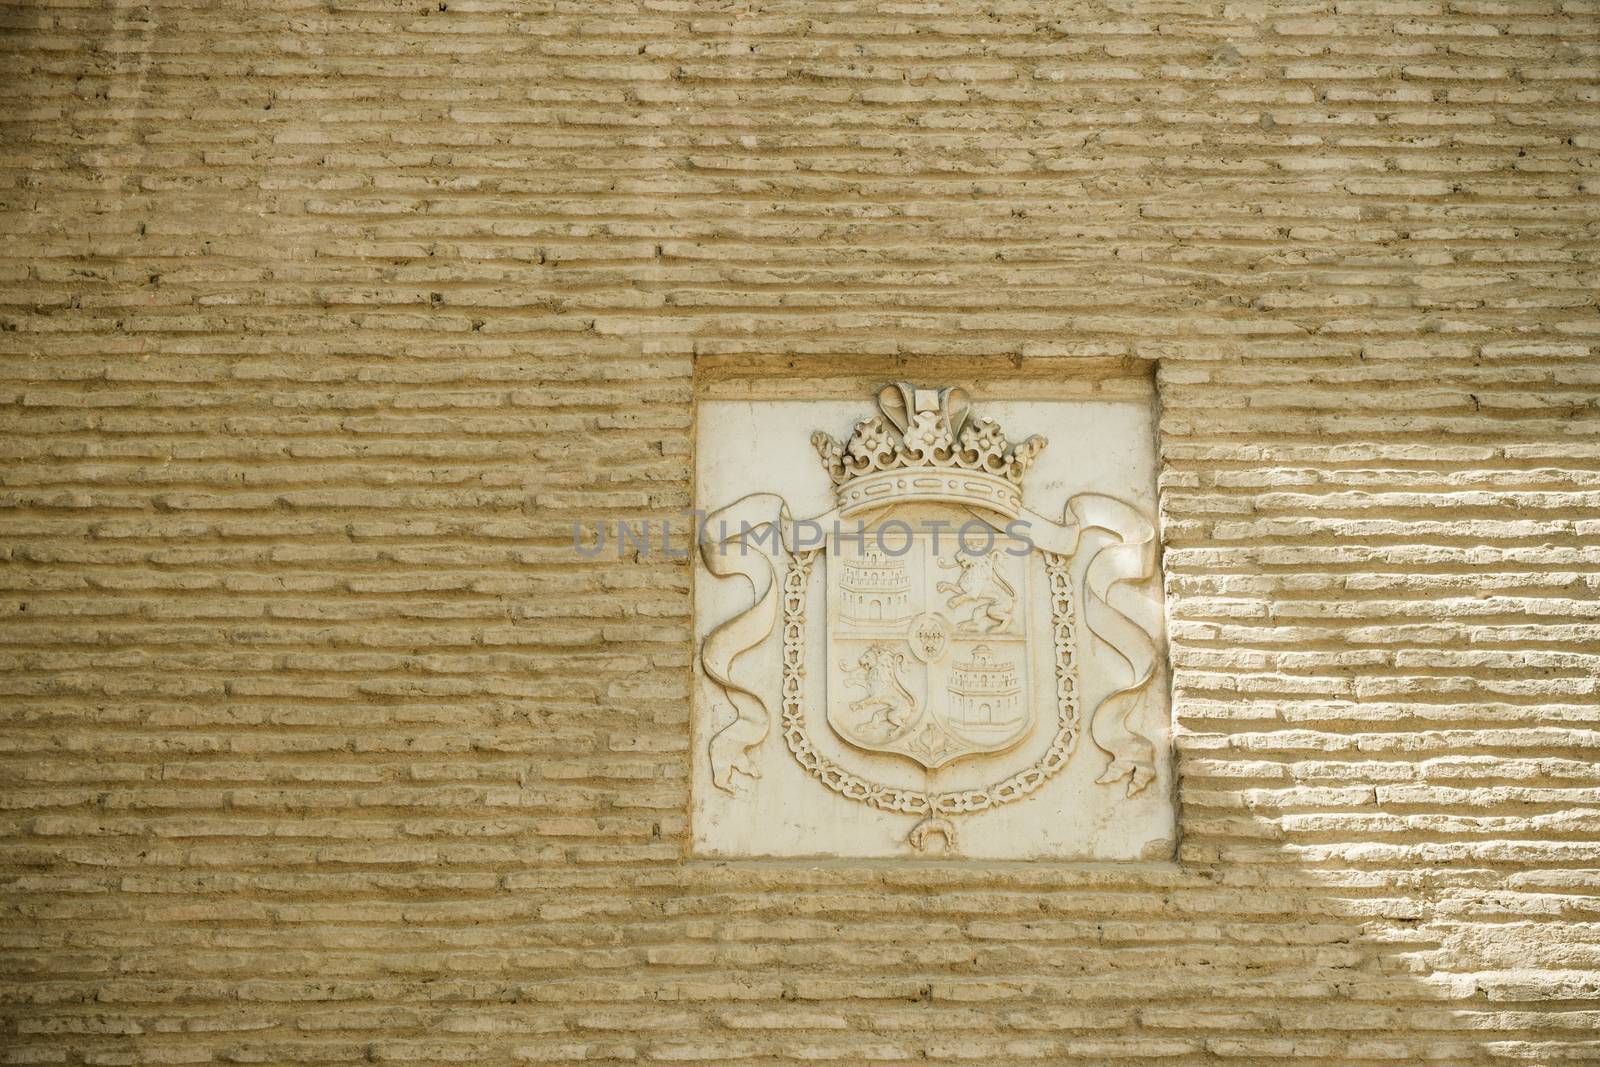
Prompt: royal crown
<box><xmin>811</xmin><ymin>383</ymin><xmax>1046</xmax><ymax>519</ymax></box>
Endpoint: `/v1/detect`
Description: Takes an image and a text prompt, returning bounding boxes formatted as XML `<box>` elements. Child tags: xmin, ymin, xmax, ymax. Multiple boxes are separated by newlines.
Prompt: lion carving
<box><xmin>839</xmin><ymin>644</ymin><xmax>917</xmax><ymax>740</ymax></box>
<box><xmin>936</xmin><ymin>553</ymin><xmax>1016</xmax><ymax>634</ymax></box>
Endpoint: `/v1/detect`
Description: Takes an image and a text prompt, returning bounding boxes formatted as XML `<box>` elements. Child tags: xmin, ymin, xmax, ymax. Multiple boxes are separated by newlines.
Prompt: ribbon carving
<box><xmin>698</xmin><ymin>493</ymin><xmax>792</xmax><ymax>792</ymax></box>
<box><xmin>1020</xmin><ymin>494</ymin><xmax>1161</xmax><ymax>795</ymax></box>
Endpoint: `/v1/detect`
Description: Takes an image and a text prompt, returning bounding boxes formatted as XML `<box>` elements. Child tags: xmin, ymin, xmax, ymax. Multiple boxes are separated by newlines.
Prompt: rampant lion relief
<box><xmin>695</xmin><ymin>383</ymin><xmax>1167</xmax><ymax>856</ymax></box>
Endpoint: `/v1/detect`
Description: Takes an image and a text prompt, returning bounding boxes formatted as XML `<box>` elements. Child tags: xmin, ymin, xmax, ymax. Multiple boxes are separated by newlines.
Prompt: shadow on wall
<box><xmin>3</xmin><ymin>756</ymin><xmax>1595</xmax><ymax>1062</ymax></box>
<box><xmin>363</xmin><ymin>813</ymin><xmax>1597</xmax><ymax>1065</ymax></box>
<box><xmin>479</xmin><ymin>805</ymin><xmax>1598</xmax><ymax>1064</ymax></box>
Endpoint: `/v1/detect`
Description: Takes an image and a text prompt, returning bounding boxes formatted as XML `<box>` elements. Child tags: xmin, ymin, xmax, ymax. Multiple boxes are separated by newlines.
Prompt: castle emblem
<box><xmin>697</xmin><ymin>383</ymin><xmax>1162</xmax><ymax>853</ymax></box>
<box><xmin>947</xmin><ymin>645</ymin><xmax>1023</xmax><ymax>729</ymax></box>
<box><xmin>838</xmin><ymin>549</ymin><xmax>911</xmax><ymax>625</ymax></box>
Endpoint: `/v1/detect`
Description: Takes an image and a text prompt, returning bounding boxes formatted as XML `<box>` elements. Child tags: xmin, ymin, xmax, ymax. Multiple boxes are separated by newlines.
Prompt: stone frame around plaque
<box><xmin>691</xmin><ymin>376</ymin><xmax>1174</xmax><ymax>860</ymax></box>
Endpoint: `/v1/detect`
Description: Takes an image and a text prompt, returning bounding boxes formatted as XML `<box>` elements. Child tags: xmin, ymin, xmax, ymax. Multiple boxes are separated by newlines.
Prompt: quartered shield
<box><xmin>825</xmin><ymin>519</ymin><xmax>1039</xmax><ymax>770</ymax></box>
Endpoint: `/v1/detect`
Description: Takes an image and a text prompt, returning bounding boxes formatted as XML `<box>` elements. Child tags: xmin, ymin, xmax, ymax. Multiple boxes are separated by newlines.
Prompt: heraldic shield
<box><xmin>825</xmin><ymin>527</ymin><xmax>1038</xmax><ymax>771</ymax></box>
<box><xmin>696</xmin><ymin>382</ymin><xmax>1162</xmax><ymax>854</ymax></box>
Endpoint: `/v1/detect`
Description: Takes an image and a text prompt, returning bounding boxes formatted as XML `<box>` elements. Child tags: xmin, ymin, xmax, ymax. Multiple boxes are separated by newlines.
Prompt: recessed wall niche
<box><xmin>691</xmin><ymin>362</ymin><xmax>1174</xmax><ymax>860</ymax></box>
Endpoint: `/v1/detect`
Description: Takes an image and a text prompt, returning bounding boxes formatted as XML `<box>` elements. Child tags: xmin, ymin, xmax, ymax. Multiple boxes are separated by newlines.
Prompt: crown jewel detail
<box><xmin>810</xmin><ymin>384</ymin><xmax>1046</xmax><ymax>518</ymax></box>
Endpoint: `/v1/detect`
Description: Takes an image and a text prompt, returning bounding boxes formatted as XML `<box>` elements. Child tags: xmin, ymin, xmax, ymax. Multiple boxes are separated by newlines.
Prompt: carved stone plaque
<box><xmin>693</xmin><ymin>384</ymin><xmax>1174</xmax><ymax>859</ymax></box>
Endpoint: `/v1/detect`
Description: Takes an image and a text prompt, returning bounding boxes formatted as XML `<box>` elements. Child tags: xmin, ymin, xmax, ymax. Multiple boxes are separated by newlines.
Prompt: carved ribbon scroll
<box><xmin>1019</xmin><ymin>493</ymin><xmax>1162</xmax><ymax>796</ymax></box>
<box><xmin>698</xmin><ymin>493</ymin><xmax>792</xmax><ymax>792</ymax></box>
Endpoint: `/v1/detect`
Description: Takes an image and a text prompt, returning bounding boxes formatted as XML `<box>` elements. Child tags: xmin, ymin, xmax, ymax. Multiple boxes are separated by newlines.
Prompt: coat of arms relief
<box><xmin>695</xmin><ymin>384</ymin><xmax>1169</xmax><ymax>858</ymax></box>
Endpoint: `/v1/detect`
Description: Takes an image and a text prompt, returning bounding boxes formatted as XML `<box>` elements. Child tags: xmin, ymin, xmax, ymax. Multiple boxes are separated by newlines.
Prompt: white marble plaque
<box><xmin>693</xmin><ymin>383</ymin><xmax>1174</xmax><ymax>859</ymax></box>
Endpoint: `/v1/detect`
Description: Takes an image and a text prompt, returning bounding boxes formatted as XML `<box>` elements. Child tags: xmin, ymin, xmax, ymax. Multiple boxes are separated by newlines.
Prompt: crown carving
<box><xmin>811</xmin><ymin>384</ymin><xmax>1047</xmax><ymax>519</ymax></box>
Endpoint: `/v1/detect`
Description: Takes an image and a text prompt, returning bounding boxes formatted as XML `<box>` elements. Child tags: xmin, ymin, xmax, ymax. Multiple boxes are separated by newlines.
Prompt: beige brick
<box><xmin>0</xmin><ymin>0</ymin><xmax>1597</xmax><ymax>1061</ymax></box>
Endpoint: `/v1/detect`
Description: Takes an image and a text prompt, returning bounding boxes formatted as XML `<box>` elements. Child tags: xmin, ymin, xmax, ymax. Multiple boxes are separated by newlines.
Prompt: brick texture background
<box><xmin>3</xmin><ymin>0</ymin><xmax>1599</xmax><ymax>1063</ymax></box>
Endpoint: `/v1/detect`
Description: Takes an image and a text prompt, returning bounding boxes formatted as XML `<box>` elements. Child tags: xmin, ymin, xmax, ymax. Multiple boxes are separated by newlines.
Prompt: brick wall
<box><xmin>2</xmin><ymin>0</ymin><xmax>1598</xmax><ymax>1062</ymax></box>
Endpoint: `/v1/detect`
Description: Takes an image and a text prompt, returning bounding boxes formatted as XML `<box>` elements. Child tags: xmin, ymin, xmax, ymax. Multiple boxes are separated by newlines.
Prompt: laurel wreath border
<box><xmin>779</xmin><ymin>548</ymin><xmax>1080</xmax><ymax>817</ymax></box>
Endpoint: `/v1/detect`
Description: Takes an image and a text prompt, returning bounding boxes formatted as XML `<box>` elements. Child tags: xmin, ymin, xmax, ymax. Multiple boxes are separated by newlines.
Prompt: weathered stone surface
<box><xmin>2</xmin><ymin>0</ymin><xmax>1598</xmax><ymax>1063</ymax></box>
